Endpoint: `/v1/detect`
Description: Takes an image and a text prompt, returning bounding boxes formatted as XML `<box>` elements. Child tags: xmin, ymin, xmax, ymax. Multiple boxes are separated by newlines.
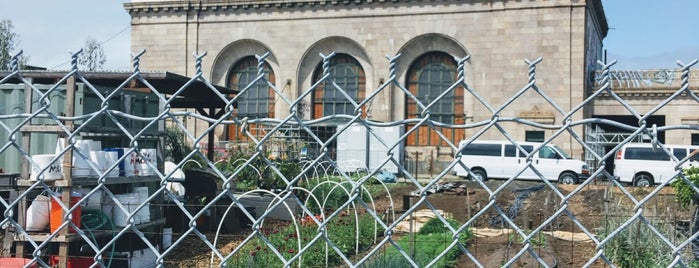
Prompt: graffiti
<box><xmin>594</xmin><ymin>69</ymin><xmax>677</xmax><ymax>88</ymax></box>
<box><xmin>295</xmin><ymin>100</ymin><xmax>311</xmax><ymax>119</ymax></box>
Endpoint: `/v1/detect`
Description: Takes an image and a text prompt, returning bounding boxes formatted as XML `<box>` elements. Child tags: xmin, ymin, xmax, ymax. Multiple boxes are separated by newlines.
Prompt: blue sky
<box><xmin>602</xmin><ymin>0</ymin><xmax>699</xmax><ymax>69</ymax></box>
<box><xmin>1</xmin><ymin>0</ymin><xmax>697</xmax><ymax>71</ymax></box>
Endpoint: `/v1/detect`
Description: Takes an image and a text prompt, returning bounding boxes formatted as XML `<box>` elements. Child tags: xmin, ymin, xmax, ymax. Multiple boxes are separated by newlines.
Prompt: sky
<box><xmin>1</xmin><ymin>0</ymin><xmax>698</xmax><ymax>71</ymax></box>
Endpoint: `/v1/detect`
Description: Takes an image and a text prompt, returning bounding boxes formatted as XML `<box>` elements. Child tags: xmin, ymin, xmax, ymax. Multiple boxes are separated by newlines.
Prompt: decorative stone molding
<box><xmin>681</xmin><ymin>117</ymin><xmax>699</xmax><ymax>125</ymax></box>
<box><xmin>519</xmin><ymin>105</ymin><xmax>555</xmax><ymax>124</ymax></box>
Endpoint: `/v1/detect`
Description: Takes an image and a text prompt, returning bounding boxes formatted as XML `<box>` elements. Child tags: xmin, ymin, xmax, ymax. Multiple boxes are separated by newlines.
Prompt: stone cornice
<box><xmin>592</xmin><ymin>88</ymin><xmax>699</xmax><ymax>99</ymax></box>
<box><xmin>124</xmin><ymin>0</ymin><xmax>402</xmax><ymax>14</ymax></box>
<box><xmin>123</xmin><ymin>0</ymin><xmax>590</xmax><ymax>15</ymax></box>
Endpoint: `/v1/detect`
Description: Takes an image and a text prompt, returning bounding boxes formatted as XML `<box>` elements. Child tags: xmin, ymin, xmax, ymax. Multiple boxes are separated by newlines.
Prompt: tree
<box><xmin>0</xmin><ymin>19</ymin><xmax>28</xmax><ymax>70</ymax></box>
<box><xmin>78</xmin><ymin>38</ymin><xmax>106</xmax><ymax>71</ymax></box>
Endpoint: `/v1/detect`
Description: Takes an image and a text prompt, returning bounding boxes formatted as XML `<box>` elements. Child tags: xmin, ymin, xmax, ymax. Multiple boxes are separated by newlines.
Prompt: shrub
<box><xmin>671</xmin><ymin>166</ymin><xmax>699</xmax><ymax>209</ymax></box>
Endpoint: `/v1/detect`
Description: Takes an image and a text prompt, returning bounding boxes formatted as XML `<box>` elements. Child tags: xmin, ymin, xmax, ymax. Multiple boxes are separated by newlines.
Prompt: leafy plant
<box><xmin>361</xmin><ymin>217</ymin><xmax>471</xmax><ymax>268</ymax></box>
<box><xmin>165</xmin><ymin>127</ymin><xmax>194</xmax><ymax>164</ymax></box>
<box><xmin>299</xmin><ymin>176</ymin><xmax>372</xmax><ymax>214</ymax></box>
<box><xmin>599</xmin><ymin>203</ymin><xmax>676</xmax><ymax>267</ymax></box>
<box><xmin>228</xmin><ymin>212</ymin><xmax>380</xmax><ymax>267</ymax></box>
<box><xmin>671</xmin><ymin>166</ymin><xmax>699</xmax><ymax>209</ymax></box>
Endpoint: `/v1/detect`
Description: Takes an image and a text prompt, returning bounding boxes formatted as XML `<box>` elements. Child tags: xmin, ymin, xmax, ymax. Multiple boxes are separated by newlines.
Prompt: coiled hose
<box><xmin>81</xmin><ymin>208</ymin><xmax>116</xmax><ymax>268</ymax></box>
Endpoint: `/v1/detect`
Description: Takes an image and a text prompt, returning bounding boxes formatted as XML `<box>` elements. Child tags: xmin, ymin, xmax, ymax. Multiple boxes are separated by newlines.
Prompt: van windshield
<box><xmin>552</xmin><ymin>145</ymin><xmax>572</xmax><ymax>159</ymax></box>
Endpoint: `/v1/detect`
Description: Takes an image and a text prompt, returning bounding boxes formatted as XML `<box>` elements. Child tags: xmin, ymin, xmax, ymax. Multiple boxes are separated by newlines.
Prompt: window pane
<box><xmin>462</xmin><ymin>144</ymin><xmax>501</xmax><ymax>156</ymax></box>
<box><xmin>312</xmin><ymin>55</ymin><xmax>364</xmax><ymax>117</ymax></box>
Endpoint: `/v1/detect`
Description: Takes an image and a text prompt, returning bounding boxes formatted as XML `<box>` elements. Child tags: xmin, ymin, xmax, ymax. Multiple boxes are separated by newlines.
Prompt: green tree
<box><xmin>0</xmin><ymin>19</ymin><xmax>28</xmax><ymax>70</ymax></box>
<box><xmin>78</xmin><ymin>38</ymin><xmax>106</xmax><ymax>71</ymax></box>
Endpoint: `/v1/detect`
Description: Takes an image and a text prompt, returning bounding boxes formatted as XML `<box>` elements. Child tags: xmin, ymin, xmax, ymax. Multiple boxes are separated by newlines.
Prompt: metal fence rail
<box><xmin>1</xmin><ymin>49</ymin><xmax>699</xmax><ymax>267</ymax></box>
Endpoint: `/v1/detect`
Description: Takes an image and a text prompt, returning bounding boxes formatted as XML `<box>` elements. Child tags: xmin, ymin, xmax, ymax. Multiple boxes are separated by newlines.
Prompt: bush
<box><xmin>671</xmin><ymin>166</ymin><xmax>699</xmax><ymax>209</ymax></box>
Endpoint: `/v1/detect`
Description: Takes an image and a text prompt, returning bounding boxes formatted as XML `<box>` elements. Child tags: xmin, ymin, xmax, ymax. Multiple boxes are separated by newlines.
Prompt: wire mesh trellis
<box><xmin>1</xmin><ymin>48</ymin><xmax>699</xmax><ymax>267</ymax></box>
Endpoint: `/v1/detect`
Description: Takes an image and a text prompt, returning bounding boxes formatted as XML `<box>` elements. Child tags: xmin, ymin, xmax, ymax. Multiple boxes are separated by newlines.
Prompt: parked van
<box><xmin>452</xmin><ymin>140</ymin><xmax>590</xmax><ymax>184</ymax></box>
<box><xmin>613</xmin><ymin>143</ymin><xmax>699</xmax><ymax>186</ymax></box>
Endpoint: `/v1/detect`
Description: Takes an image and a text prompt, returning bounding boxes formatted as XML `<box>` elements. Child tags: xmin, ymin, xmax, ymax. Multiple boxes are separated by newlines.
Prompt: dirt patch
<box><xmin>156</xmin><ymin>179</ymin><xmax>690</xmax><ymax>267</ymax></box>
<box><xmin>382</xmin><ymin>179</ymin><xmax>686</xmax><ymax>267</ymax></box>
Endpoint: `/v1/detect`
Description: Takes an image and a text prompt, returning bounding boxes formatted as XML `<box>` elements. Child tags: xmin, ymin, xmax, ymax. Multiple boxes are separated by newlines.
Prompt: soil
<box><xmin>160</xmin><ymin>178</ymin><xmax>689</xmax><ymax>267</ymax></box>
<box><xmin>385</xmin><ymin>179</ymin><xmax>685</xmax><ymax>268</ymax></box>
<box><xmin>4</xmin><ymin>179</ymin><xmax>687</xmax><ymax>267</ymax></box>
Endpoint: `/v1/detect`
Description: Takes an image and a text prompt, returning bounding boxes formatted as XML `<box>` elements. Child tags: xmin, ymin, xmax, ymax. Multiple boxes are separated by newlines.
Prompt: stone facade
<box><xmin>125</xmin><ymin>0</ymin><xmax>608</xmax><ymax>171</ymax></box>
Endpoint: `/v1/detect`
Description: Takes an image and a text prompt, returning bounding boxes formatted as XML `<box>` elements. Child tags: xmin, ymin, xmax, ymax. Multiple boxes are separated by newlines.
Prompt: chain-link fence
<box><xmin>2</xmin><ymin>49</ymin><xmax>699</xmax><ymax>267</ymax></box>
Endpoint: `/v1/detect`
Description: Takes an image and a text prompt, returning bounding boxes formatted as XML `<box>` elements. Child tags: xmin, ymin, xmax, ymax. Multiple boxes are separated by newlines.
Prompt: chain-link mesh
<box><xmin>1</xmin><ymin>49</ymin><xmax>699</xmax><ymax>267</ymax></box>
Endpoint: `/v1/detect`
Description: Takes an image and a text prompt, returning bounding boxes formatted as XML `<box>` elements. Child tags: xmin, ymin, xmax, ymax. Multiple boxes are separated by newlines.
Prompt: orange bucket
<box><xmin>50</xmin><ymin>195</ymin><xmax>81</xmax><ymax>233</ymax></box>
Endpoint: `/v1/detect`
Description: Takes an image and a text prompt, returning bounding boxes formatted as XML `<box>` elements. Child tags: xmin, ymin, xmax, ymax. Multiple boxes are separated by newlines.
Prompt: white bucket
<box><xmin>103</xmin><ymin>151</ymin><xmax>120</xmax><ymax>178</ymax></box>
<box><xmin>26</xmin><ymin>195</ymin><xmax>50</xmax><ymax>231</ymax></box>
<box><xmin>123</xmin><ymin>149</ymin><xmax>140</xmax><ymax>177</ymax></box>
<box><xmin>30</xmin><ymin>154</ymin><xmax>63</xmax><ymax>181</ymax></box>
<box><xmin>133</xmin><ymin>187</ymin><xmax>150</xmax><ymax>223</ymax></box>
<box><xmin>88</xmin><ymin>140</ymin><xmax>102</xmax><ymax>152</ymax></box>
<box><xmin>89</xmin><ymin>151</ymin><xmax>105</xmax><ymax>177</ymax></box>
<box><xmin>112</xmin><ymin>193</ymin><xmax>141</xmax><ymax>227</ymax></box>
<box><xmin>138</xmin><ymin>149</ymin><xmax>157</xmax><ymax>176</ymax></box>
<box><xmin>72</xmin><ymin>140</ymin><xmax>93</xmax><ymax>177</ymax></box>
<box><xmin>73</xmin><ymin>188</ymin><xmax>103</xmax><ymax>210</ymax></box>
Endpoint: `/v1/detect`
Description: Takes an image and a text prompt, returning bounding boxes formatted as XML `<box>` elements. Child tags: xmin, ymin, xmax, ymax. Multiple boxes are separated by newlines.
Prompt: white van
<box><xmin>613</xmin><ymin>143</ymin><xmax>699</xmax><ymax>186</ymax></box>
<box><xmin>452</xmin><ymin>140</ymin><xmax>590</xmax><ymax>184</ymax></box>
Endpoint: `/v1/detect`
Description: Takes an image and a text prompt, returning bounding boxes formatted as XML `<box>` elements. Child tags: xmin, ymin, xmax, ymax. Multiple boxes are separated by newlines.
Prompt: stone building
<box><xmin>124</xmin><ymin>0</ymin><xmax>608</xmax><ymax>172</ymax></box>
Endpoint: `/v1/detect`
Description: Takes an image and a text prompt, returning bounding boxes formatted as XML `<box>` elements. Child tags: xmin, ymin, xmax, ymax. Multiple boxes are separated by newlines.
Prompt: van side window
<box><xmin>691</xmin><ymin>149</ymin><xmax>699</xmax><ymax>162</ymax></box>
<box><xmin>673</xmin><ymin>148</ymin><xmax>687</xmax><ymax>160</ymax></box>
<box><xmin>625</xmin><ymin>147</ymin><xmax>670</xmax><ymax>161</ymax></box>
<box><xmin>539</xmin><ymin>147</ymin><xmax>558</xmax><ymax>159</ymax></box>
<box><xmin>520</xmin><ymin>145</ymin><xmax>533</xmax><ymax>158</ymax></box>
<box><xmin>504</xmin><ymin>145</ymin><xmax>517</xmax><ymax>157</ymax></box>
<box><xmin>462</xmin><ymin>143</ymin><xmax>501</xmax><ymax>156</ymax></box>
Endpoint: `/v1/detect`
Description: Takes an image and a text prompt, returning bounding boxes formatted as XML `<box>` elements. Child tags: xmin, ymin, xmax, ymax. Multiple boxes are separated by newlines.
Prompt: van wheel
<box><xmin>633</xmin><ymin>174</ymin><xmax>654</xmax><ymax>187</ymax></box>
<box><xmin>558</xmin><ymin>172</ymin><xmax>579</xmax><ymax>185</ymax></box>
<box><xmin>471</xmin><ymin>169</ymin><xmax>488</xmax><ymax>181</ymax></box>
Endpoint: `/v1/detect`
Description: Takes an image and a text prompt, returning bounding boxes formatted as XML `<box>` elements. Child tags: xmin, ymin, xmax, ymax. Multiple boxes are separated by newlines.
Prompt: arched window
<box><xmin>226</xmin><ymin>56</ymin><xmax>275</xmax><ymax>141</ymax></box>
<box><xmin>311</xmin><ymin>54</ymin><xmax>366</xmax><ymax>118</ymax></box>
<box><xmin>405</xmin><ymin>52</ymin><xmax>464</xmax><ymax>146</ymax></box>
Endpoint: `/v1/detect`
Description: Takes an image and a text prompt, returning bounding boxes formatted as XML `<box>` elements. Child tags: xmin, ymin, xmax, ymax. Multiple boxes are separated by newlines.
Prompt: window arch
<box><xmin>405</xmin><ymin>52</ymin><xmax>464</xmax><ymax>146</ymax></box>
<box><xmin>311</xmin><ymin>54</ymin><xmax>366</xmax><ymax>119</ymax></box>
<box><xmin>226</xmin><ymin>56</ymin><xmax>275</xmax><ymax>141</ymax></box>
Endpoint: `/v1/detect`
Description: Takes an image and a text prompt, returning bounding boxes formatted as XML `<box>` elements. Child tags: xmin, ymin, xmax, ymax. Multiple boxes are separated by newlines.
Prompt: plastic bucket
<box><xmin>49</xmin><ymin>194</ymin><xmax>82</xmax><ymax>233</ymax></box>
<box><xmin>133</xmin><ymin>187</ymin><xmax>150</xmax><ymax>223</ymax></box>
<box><xmin>72</xmin><ymin>140</ymin><xmax>93</xmax><ymax>177</ymax></box>
<box><xmin>113</xmin><ymin>193</ymin><xmax>141</xmax><ymax>227</ymax></box>
<box><xmin>123</xmin><ymin>149</ymin><xmax>140</xmax><ymax>177</ymax></box>
<box><xmin>73</xmin><ymin>188</ymin><xmax>103</xmax><ymax>210</ymax></box>
<box><xmin>49</xmin><ymin>256</ymin><xmax>94</xmax><ymax>268</ymax></box>
<box><xmin>30</xmin><ymin>154</ymin><xmax>63</xmax><ymax>181</ymax></box>
<box><xmin>104</xmin><ymin>148</ymin><xmax>125</xmax><ymax>176</ymax></box>
<box><xmin>25</xmin><ymin>195</ymin><xmax>50</xmax><ymax>231</ymax></box>
<box><xmin>138</xmin><ymin>149</ymin><xmax>157</xmax><ymax>176</ymax></box>
<box><xmin>0</xmin><ymin>258</ymin><xmax>38</xmax><ymax>268</ymax></box>
<box><xmin>102</xmin><ymin>151</ymin><xmax>120</xmax><ymax>178</ymax></box>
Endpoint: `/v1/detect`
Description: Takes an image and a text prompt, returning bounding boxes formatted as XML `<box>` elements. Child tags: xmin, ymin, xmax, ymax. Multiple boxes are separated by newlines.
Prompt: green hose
<box><xmin>81</xmin><ymin>208</ymin><xmax>116</xmax><ymax>268</ymax></box>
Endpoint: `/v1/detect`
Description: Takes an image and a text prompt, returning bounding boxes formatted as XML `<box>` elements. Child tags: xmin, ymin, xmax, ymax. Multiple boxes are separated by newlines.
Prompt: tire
<box><xmin>470</xmin><ymin>169</ymin><xmax>488</xmax><ymax>181</ymax></box>
<box><xmin>558</xmin><ymin>172</ymin><xmax>579</xmax><ymax>185</ymax></box>
<box><xmin>633</xmin><ymin>173</ymin><xmax>654</xmax><ymax>187</ymax></box>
